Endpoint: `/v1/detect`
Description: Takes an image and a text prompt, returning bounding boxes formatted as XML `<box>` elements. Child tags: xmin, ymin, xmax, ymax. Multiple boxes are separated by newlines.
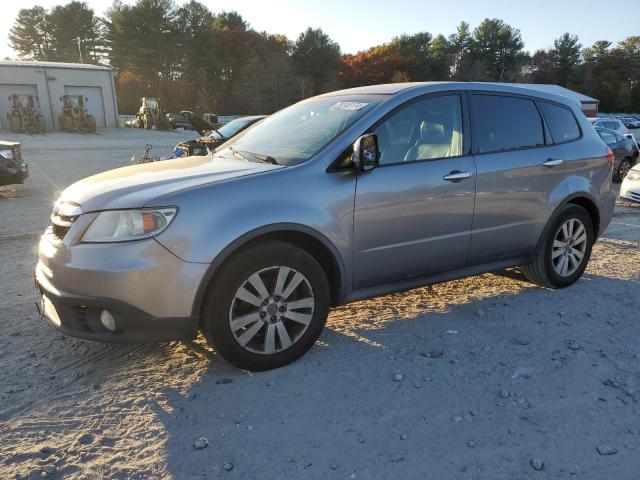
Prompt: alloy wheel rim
<box><xmin>228</xmin><ymin>266</ymin><xmax>315</xmax><ymax>355</ymax></box>
<box><xmin>620</xmin><ymin>160</ymin><xmax>631</xmax><ymax>179</ymax></box>
<box><xmin>551</xmin><ymin>218</ymin><xmax>587</xmax><ymax>277</ymax></box>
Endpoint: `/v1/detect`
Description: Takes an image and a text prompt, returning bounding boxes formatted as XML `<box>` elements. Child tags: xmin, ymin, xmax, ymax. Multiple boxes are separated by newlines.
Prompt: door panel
<box><xmin>468</xmin><ymin>146</ymin><xmax>568</xmax><ymax>263</ymax></box>
<box><xmin>354</xmin><ymin>158</ymin><xmax>476</xmax><ymax>287</ymax></box>
<box><xmin>467</xmin><ymin>93</ymin><xmax>569</xmax><ymax>264</ymax></box>
<box><xmin>353</xmin><ymin>93</ymin><xmax>476</xmax><ymax>288</ymax></box>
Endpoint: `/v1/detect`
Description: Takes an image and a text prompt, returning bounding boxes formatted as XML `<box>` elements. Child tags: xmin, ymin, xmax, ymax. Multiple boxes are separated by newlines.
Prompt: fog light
<box><xmin>100</xmin><ymin>310</ymin><xmax>116</xmax><ymax>331</ymax></box>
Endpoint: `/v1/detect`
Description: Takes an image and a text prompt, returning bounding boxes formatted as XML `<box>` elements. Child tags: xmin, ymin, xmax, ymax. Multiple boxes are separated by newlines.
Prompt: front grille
<box><xmin>629</xmin><ymin>191</ymin><xmax>640</xmax><ymax>202</ymax></box>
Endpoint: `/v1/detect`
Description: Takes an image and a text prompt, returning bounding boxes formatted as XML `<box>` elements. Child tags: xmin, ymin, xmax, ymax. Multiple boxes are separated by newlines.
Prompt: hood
<box><xmin>59</xmin><ymin>155</ymin><xmax>283</xmax><ymax>212</ymax></box>
<box><xmin>180</xmin><ymin>110</ymin><xmax>214</xmax><ymax>135</ymax></box>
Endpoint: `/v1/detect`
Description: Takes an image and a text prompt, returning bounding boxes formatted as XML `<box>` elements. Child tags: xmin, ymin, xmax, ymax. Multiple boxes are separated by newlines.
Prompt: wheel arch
<box><xmin>560</xmin><ymin>193</ymin><xmax>601</xmax><ymax>239</ymax></box>
<box><xmin>191</xmin><ymin>223</ymin><xmax>347</xmax><ymax>319</ymax></box>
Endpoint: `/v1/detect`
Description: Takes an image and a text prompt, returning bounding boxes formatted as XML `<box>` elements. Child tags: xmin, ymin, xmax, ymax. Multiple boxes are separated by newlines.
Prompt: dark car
<box><xmin>173</xmin><ymin>113</ymin><xmax>266</xmax><ymax>158</ymax></box>
<box><xmin>166</xmin><ymin>112</ymin><xmax>191</xmax><ymax>130</ymax></box>
<box><xmin>596</xmin><ymin>128</ymin><xmax>639</xmax><ymax>182</ymax></box>
<box><xmin>0</xmin><ymin>141</ymin><xmax>28</xmax><ymax>186</ymax></box>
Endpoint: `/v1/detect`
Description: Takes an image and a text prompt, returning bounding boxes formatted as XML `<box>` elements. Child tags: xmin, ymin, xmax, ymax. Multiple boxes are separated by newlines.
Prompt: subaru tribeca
<box><xmin>36</xmin><ymin>82</ymin><xmax>615</xmax><ymax>371</ymax></box>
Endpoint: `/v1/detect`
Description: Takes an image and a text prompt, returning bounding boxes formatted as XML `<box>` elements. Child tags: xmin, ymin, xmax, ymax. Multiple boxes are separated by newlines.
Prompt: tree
<box><xmin>106</xmin><ymin>0</ymin><xmax>178</xmax><ymax>88</ymax></box>
<box><xmin>9</xmin><ymin>7</ymin><xmax>52</xmax><ymax>60</ymax></box>
<box><xmin>448</xmin><ymin>22</ymin><xmax>473</xmax><ymax>79</ymax></box>
<box><xmin>553</xmin><ymin>33</ymin><xmax>581</xmax><ymax>87</ymax></box>
<box><xmin>48</xmin><ymin>1</ymin><xmax>104</xmax><ymax>63</ymax></box>
<box><xmin>292</xmin><ymin>28</ymin><xmax>341</xmax><ymax>96</ymax></box>
<box><xmin>472</xmin><ymin>18</ymin><xmax>525</xmax><ymax>81</ymax></box>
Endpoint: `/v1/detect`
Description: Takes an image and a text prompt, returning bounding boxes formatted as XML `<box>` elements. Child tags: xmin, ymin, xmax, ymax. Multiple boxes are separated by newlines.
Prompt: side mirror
<box><xmin>352</xmin><ymin>133</ymin><xmax>379</xmax><ymax>171</ymax></box>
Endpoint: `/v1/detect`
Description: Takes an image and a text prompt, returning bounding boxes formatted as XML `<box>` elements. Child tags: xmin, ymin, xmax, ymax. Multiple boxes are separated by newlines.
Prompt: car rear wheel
<box><xmin>201</xmin><ymin>240</ymin><xmax>330</xmax><ymax>371</ymax></box>
<box><xmin>521</xmin><ymin>204</ymin><xmax>594</xmax><ymax>289</ymax></box>
<box><xmin>614</xmin><ymin>157</ymin><xmax>632</xmax><ymax>183</ymax></box>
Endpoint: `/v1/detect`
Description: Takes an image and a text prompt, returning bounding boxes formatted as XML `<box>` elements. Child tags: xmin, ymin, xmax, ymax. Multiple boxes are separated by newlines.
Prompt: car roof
<box><xmin>0</xmin><ymin>140</ymin><xmax>20</xmax><ymax>147</ymax></box>
<box><xmin>316</xmin><ymin>81</ymin><xmax>583</xmax><ymax>109</ymax></box>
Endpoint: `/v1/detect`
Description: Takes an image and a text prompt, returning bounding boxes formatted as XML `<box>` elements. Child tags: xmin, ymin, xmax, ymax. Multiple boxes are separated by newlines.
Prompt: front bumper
<box><xmin>36</xmin><ymin>264</ymin><xmax>198</xmax><ymax>342</ymax></box>
<box><xmin>620</xmin><ymin>182</ymin><xmax>640</xmax><ymax>204</ymax></box>
<box><xmin>36</xmin><ymin>223</ymin><xmax>208</xmax><ymax>343</ymax></box>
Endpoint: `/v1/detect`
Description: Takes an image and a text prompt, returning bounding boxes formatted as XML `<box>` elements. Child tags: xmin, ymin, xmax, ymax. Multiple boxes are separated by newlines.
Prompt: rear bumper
<box><xmin>35</xmin><ymin>261</ymin><xmax>198</xmax><ymax>342</ymax></box>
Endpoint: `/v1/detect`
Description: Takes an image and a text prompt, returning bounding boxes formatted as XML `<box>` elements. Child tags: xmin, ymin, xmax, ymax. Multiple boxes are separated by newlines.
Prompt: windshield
<box><xmin>217</xmin><ymin>95</ymin><xmax>385</xmax><ymax>166</ymax></box>
<box><xmin>210</xmin><ymin>117</ymin><xmax>257</xmax><ymax>140</ymax></box>
<box><xmin>146</xmin><ymin>99</ymin><xmax>158</xmax><ymax>108</ymax></box>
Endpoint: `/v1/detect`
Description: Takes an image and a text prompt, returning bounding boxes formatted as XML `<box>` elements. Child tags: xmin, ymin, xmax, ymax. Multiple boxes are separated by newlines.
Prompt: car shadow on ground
<box><xmin>146</xmin><ymin>262</ymin><xmax>639</xmax><ymax>479</ymax></box>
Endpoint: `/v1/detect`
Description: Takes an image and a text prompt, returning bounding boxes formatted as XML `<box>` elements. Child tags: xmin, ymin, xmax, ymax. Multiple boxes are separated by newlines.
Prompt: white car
<box><xmin>620</xmin><ymin>164</ymin><xmax>640</xmax><ymax>204</ymax></box>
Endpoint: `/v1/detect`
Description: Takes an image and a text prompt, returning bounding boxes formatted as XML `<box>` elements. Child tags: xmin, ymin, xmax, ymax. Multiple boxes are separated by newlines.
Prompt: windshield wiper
<box><xmin>233</xmin><ymin>148</ymin><xmax>279</xmax><ymax>165</ymax></box>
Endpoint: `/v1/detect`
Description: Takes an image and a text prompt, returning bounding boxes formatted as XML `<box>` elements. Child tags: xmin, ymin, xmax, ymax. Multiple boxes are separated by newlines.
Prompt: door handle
<box><xmin>443</xmin><ymin>171</ymin><xmax>473</xmax><ymax>182</ymax></box>
<box><xmin>542</xmin><ymin>158</ymin><xmax>564</xmax><ymax>167</ymax></box>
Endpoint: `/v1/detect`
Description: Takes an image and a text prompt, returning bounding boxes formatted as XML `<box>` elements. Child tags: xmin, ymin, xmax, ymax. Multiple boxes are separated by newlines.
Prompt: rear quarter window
<box><xmin>471</xmin><ymin>94</ymin><xmax>544</xmax><ymax>154</ymax></box>
<box><xmin>539</xmin><ymin>101</ymin><xmax>581</xmax><ymax>143</ymax></box>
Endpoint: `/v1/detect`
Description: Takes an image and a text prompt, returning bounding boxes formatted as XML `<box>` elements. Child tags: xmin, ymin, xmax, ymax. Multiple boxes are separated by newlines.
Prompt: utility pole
<box><xmin>77</xmin><ymin>37</ymin><xmax>83</xmax><ymax>64</ymax></box>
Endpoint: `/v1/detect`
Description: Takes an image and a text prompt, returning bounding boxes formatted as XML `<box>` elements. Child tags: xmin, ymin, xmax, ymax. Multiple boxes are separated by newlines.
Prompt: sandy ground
<box><xmin>1</xmin><ymin>128</ymin><xmax>640</xmax><ymax>479</ymax></box>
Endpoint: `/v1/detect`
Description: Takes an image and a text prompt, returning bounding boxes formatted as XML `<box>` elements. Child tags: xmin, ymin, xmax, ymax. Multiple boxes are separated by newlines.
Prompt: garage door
<box><xmin>64</xmin><ymin>86</ymin><xmax>106</xmax><ymax>127</ymax></box>
<box><xmin>0</xmin><ymin>84</ymin><xmax>39</xmax><ymax>130</ymax></box>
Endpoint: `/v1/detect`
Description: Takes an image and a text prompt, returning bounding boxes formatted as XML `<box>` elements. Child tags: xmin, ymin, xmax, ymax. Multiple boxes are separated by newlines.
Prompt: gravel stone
<box><xmin>193</xmin><ymin>437</ymin><xmax>208</xmax><ymax>450</ymax></box>
<box><xmin>530</xmin><ymin>458</ymin><xmax>544</xmax><ymax>471</ymax></box>
<box><xmin>393</xmin><ymin>373</ymin><xmax>404</xmax><ymax>382</ymax></box>
<box><xmin>43</xmin><ymin>464</ymin><xmax>57</xmax><ymax>475</ymax></box>
<box><xmin>223</xmin><ymin>462</ymin><xmax>234</xmax><ymax>471</ymax></box>
<box><xmin>596</xmin><ymin>445</ymin><xmax>617</xmax><ymax>455</ymax></box>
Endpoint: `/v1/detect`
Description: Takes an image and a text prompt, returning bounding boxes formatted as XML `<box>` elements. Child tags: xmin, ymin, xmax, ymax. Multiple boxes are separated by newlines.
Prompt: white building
<box><xmin>0</xmin><ymin>60</ymin><xmax>119</xmax><ymax>130</ymax></box>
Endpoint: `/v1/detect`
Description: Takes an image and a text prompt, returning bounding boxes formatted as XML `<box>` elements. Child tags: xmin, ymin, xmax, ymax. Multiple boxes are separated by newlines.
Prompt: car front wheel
<box><xmin>201</xmin><ymin>240</ymin><xmax>330</xmax><ymax>371</ymax></box>
<box><xmin>521</xmin><ymin>204</ymin><xmax>594</xmax><ymax>289</ymax></box>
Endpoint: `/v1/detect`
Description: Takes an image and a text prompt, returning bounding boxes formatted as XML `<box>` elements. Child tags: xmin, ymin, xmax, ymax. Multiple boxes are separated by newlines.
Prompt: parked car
<box><xmin>0</xmin><ymin>141</ymin><xmax>28</xmax><ymax>186</ymax></box>
<box><xmin>620</xmin><ymin>164</ymin><xmax>640</xmax><ymax>204</ymax></box>
<box><xmin>165</xmin><ymin>112</ymin><xmax>191</xmax><ymax>130</ymax></box>
<box><xmin>173</xmin><ymin>114</ymin><xmax>266</xmax><ymax>158</ymax></box>
<box><xmin>588</xmin><ymin>117</ymin><xmax>631</xmax><ymax>136</ymax></box>
<box><xmin>36</xmin><ymin>82</ymin><xmax>616</xmax><ymax>371</ymax></box>
<box><xmin>595</xmin><ymin>128</ymin><xmax>639</xmax><ymax>182</ymax></box>
<box><xmin>617</xmin><ymin>116</ymin><xmax>640</xmax><ymax>129</ymax></box>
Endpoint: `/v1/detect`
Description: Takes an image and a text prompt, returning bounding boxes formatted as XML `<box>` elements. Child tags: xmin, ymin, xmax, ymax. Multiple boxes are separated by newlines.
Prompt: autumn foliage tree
<box><xmin>8</xmin><ymin>3</ymin><xmax>640</xmax><ymax>113</ymax></box>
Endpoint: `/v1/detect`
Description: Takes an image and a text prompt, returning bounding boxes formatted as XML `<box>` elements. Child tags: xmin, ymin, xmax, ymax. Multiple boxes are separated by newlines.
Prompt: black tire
<box><xmin>87</xmin><ymin>115</ymin><xmax>97</xmax><ymax>133</ymax></box>
<box><xmin>37</xmin><ymin>115</ymin><xmax>46</xmax><ymax>133</ymax></box>
<box><xmin>521</xmin><ymin>204</ymin><xmax>594</xmax><ymax>289</ymax></box>
<box><xmin>144</xmin><ymin>115</ymin><xmax>153</xmax><ymax>129</ymax></box>
<box><xmin>10</xmin><ymin>115</ymin><xmax>23</xmax><ymax>133</ymax></box>
<box><xmin>613</xmin><ymin>157</ymin><xmax>632</xmax><ymax>183</ymax></box>
<box><xmin>201</xmin><ymin>240</ymin><xmax>330</xmax><ymax>371</ymax></box>
<box><xmin>63</xmin><ymin>115</ymin><xmax>74</xmax><ymax>132</ymax></box>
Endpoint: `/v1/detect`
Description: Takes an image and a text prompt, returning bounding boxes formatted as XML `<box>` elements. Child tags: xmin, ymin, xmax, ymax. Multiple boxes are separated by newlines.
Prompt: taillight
<box><xmin>605</xmin><ymin>146</ymin><xmax>614</xmax><ymax>167</ymax></box>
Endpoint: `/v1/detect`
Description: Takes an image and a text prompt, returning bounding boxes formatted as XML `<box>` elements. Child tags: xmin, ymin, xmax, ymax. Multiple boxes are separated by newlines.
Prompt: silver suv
<box><xmin>36</xmin><ymin>82</ymin><xmax>616</xmax><ymax>370</ymax></box>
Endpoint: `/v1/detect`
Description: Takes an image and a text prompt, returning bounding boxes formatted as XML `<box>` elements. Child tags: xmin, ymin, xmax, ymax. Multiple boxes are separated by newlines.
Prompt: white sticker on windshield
<box><xmin>332</xmin><ymin>101</ymin><xmax>369</xmax><ymax>111</ymax></box>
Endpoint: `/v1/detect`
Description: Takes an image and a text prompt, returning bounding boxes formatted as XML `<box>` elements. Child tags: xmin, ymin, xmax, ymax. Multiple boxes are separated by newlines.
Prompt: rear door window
<box><xmin>598</xmin><ymin>130</ymin><xmax>617</xmax><ymax>145</ymax></box>
<box><xmin>471</xmin><ymin>94</ymin><xmax>545</xmax><ymax>154</ymax></box>
<box><xmin>539</xmin><ymin>102</ymin><xmax>581</xmax><ymax>143</ymax></box>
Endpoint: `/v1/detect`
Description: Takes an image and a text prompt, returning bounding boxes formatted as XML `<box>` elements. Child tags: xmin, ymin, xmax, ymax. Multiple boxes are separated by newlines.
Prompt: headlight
<box><xmin>627</xmin><ymin>170</ymin><xmax>640</xmax><ymax>181</ymax></box>
<box><xmin>81</xmin><ymin>208</ymin><xmax>177</xmax><ymax>243</ymax></box>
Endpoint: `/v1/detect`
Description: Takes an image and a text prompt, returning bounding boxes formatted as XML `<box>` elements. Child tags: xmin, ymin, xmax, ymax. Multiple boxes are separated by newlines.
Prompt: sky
<box><xmin>1</xmin><ymin>0</ymin><xmax>638</xmax><ymax>60</ymax></box>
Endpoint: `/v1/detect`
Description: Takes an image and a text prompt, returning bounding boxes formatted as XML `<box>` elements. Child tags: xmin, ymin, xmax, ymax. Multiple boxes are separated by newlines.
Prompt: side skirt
<box><xmin>341</xmin><ymin>256</ymin><xmax>533</xmax><ymax>305</ymax></box>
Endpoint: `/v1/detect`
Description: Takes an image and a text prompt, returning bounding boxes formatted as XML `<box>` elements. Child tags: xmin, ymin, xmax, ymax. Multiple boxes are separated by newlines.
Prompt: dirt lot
<box><xmin>1</xmin><ymin>129</ymin><xmax>640</xmax><ymax>479</ymax></box>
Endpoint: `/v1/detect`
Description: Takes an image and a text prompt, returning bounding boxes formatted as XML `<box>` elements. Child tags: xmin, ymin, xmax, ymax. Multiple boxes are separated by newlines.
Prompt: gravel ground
<box><xmin>1</xmin><ymin>128</ymin><xmax>639</xmax><ymax>479</ymax></box>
